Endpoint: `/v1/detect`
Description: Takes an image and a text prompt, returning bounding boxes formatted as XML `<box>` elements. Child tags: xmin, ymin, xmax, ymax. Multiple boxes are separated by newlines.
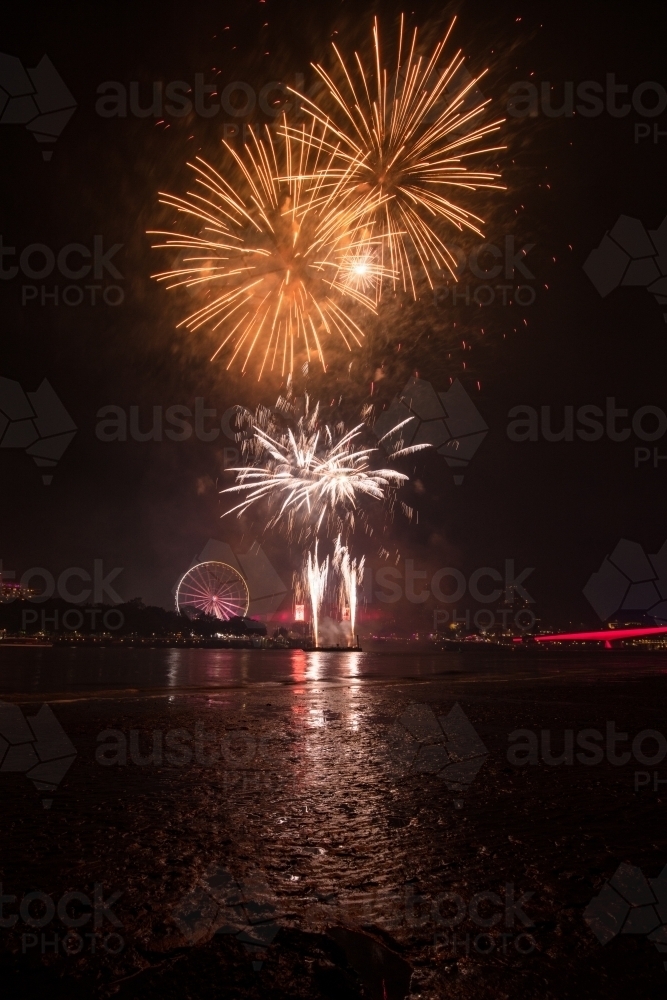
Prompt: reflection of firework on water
<box><xmin>334</xmin><ymin>536</ymin><xmax>365</xmax><ymax>641</ymax></box>
<box><xmin>149</xmin><ymin>122</ymin><xmax>391</xmax><ymax>378</ymax></box>
<box><xmin>221</xmin><ymin>392</ymin><xmax>412</xmax><ymax>544</ymax></box>
<box><xmin>306</xmin><ymin>541</ymin><xmax>329</xmax><ymax>647</ymax></box>
<box><xmin>175</xmin><ymin>561</ymin><xmax>250</xmax><ymax>620</ymax></box>
<box><xmin>290</xmin><ymin>16</ymin><xmax>505</xmax><ymax>296</ymax></box>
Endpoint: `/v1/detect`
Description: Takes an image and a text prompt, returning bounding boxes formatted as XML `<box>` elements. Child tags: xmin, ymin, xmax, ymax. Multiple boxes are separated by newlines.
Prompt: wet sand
<box><xmin>2</xmin><ymin>647</ymin><xmax>667</xmax><ymax>997</ymax></box>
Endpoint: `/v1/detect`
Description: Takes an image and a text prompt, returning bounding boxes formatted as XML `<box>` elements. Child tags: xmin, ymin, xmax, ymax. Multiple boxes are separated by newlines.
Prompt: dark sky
<box><xmin>1</xmin><ymin>0</ymin><xmax>666</xmax><ymax>628</ymax></box>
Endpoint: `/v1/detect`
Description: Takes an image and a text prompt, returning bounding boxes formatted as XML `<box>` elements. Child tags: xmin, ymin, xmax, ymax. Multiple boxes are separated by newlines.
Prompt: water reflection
<box><xmin>305</xmin><ymin>652</ymin><xmax>324</xmax><ymax>682</ymax></box>
<box><xmin>166</xmin><ymin>649</ymin><xmax>180</xmax><ymax>687</ymax></box>
<box><xmin>290</xmin><ymin>650</ymin><xmax>308</xmax><ymax>685</ymax></box>
<box><xmin>344</xmin><ymin>653</ymin><xmax>362</xmax><ymax>732</ymax></box>
<box><xmin>1</xmin><ymin>646</ymin><xmax>663</xmax><ymax>698</ymax></box>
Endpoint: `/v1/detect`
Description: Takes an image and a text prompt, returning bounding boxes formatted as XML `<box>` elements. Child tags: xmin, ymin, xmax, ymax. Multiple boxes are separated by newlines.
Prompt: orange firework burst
<box><xmin>149</xmin><ymin>122</ymin><xmax>390</xmax><ymax>378</ymax></box>
<box><xmin>288</xmin><ymin>16</ymin><xmax>506</xmax><ymax>296</ymax></box>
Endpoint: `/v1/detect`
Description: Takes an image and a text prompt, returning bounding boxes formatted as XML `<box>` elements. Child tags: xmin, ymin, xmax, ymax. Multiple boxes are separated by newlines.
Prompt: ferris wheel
<box><xmin>175</xmin><ymin>561</ymin><xmax>249</xmax><ymax>620</ymax></box>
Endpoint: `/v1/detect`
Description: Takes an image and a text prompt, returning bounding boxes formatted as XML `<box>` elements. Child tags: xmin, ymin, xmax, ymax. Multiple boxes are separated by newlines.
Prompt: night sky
<box><xmin>2</xmin><ymin>0</ymin><xmax>665</xmax><ymax>628</ymax></box>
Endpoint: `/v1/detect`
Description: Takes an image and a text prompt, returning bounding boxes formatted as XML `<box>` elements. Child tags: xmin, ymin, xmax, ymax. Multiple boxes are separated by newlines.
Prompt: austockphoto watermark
<box><xmin>95</xmin><ymin>401</ymin><xmax>240</xmax><ymax>458</ymax></box>
<box><xmin>0</xmin><ymin>884</ymin><xmax>124</xmax><ymax>957</ymax></box>
<box><xmin>1</xmin><ymin>54</ymin><xmax>317</xmax><ymax>160</ymax></box>
<box><xmin>1</xmin><ymin>560</ymin><xmax>124</xmax><ymax>604</ymax></box>
<box><xmin>508</xmin><ymin>724</ymin><xmax>667</xmax><ymax>791</ymax></box>
<box><xmin>1</xmin><ymin>559</ymin><xmax>125</xmax><ymax>632</ymax></box>
<box><xmin>507</xmin><ymin>399</ymin><xmax>667</xmax><ymax>469</ymax></box>
<box><xmin>95</xmin><ymin>72</ymin><xmax>312</xmax><ymax>123</ymax></box>
<box><xmin>21</xmin><ymin>608</ymin><xmax>124</xmax><ymax>632</ymax></box>
<box><xmin>368</xmin><ymin>559</ymin><xmax>534</xmax><ymax>605</ymax></box>
<box><xmin>433</xmin><ymin>608</ymin><xmax>536</xmax><ymax>632</ymax></box>
<box><xmin>331</xmin><ymin>882</ymin><xmax>536</xmax><ymax>957</ymax></box>
<box><xmin>433</xmin><ymin>236</ymin><xmax>537</xmax><ymax>309</ymax></box>
<box><xmin>95</xmin><ymin>724</ymin><xmax>275</xmax><ymax>792</ymax></box>
<box><xmin>0</xmin><ymin>236</ymin><xmax>123</xmax><ymax>307</ymax></box>
<box><xmin>507</xmin><ymin>75</ymin><xmax>667</xmax><ymax>139</ymax></box>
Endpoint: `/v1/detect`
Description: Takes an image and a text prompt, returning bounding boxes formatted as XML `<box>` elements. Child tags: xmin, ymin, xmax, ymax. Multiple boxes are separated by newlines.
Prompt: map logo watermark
<box><xmin>583</xmin><ymin>214</ymin><xmax>667</xmax><ymax>321</ymax></box>
<box><xmin>0</xmin><ymin>376</ymin><xmax>76</xmax><ymax>484</ymax></box>
<box><xmin>583</xmin><ymin>538</ymin><xmax>667</xmax><ymax>623</ymax></box>
<box><xmin>179</xmin><ymin>538</ymin><xmax>288</xmax><ymax>619</ymax></box>
<box><xmin>585</xmin><ymin>862</ymin><xmax>667</xmax><ymax>969</ymax></box>
<box><xmin>373</xmin><ymin>376</ymin><xmax>488</xmax><ymax>485</ymax></box>
<box><xmin>0</xmin><ymin>53</ymin><xmax>76</xmax><ymax>160</ymax></box>
<box><xmin>387</xmin><ymin>702</ymin><xmax>488</xmax><ymax>802</ymax></box>
<box><xmin>0</xmin><ymin>701</ymin><xmax>76</xmax><ymax>808</ymax></box>
<box><xmin>173</xmin><ymin>866</ymin><xmax>281</xmax><ymax>971</ymax></box>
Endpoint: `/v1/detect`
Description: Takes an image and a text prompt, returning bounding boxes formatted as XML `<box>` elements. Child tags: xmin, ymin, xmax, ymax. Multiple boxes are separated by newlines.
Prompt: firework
<box><xmin>288</xmin><ymin>16</ymin><xmax>505</xmax><ymax>296</ymax></box>
<box><xmin>149</xmin><ymin>122</ymin><xmax>390</xmax><ymax>378</ymax></box>
<box><xmin>337</xmin><ymin>235</ymin><xmax>389</xmax><ymax>298</ymax></box>
<box><xmin>306</xmin><ymin>541</ymin><xmax>329</xmax><ymax>647</ymax></box>
<box><xmin>221</xmin><ymin>393</ymin><xmax>409</xmax><ymax>544</ymax></box>
<box><xmin>334</xmin><ymin>537</ymin><xmax>365</xmax><ymax>643</ymax></box>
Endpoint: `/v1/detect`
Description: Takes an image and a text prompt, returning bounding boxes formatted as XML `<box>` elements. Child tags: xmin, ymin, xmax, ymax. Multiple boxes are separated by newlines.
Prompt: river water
<box><xmin>1</xmin><ymin>644</ymin><xmax>665</xmax><ymax>696</ymax></box>
<box><xmin>1</xmin><ymin>647</ymin><xmax>667</xmax><ymax>998</ymax></box>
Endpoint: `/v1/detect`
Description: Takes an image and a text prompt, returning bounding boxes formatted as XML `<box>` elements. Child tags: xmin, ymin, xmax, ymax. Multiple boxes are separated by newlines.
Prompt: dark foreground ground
<box><xmin>1</xmin><ymin>648</ymin><xmax>667</xmax><ymax>998</ymax></box>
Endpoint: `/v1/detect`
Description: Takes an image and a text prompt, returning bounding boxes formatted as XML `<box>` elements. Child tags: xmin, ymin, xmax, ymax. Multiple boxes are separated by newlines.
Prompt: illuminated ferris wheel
<box><xmin>175</xmin><ymin>561</ymin><xmax>249</xmax><ymax>620</ymax></box>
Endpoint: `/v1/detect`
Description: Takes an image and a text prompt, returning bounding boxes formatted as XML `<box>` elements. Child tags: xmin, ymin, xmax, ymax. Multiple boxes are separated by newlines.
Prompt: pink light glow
<box><xmin>521</xmin><ymin>626</ymin><xmax>667</xmax><ymax>643</ymax></box>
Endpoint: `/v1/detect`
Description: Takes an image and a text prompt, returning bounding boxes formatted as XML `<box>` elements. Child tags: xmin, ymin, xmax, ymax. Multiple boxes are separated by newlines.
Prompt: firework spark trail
<box><xmin>221</xmin><ymin>394</ymin><xmax>410</xmax><ymax>544</ymax></box>
<box><xmin>334</xmin><ymin>536</ymin><xmax>365</xmax><ymax>644</ymax></box>
<box><xmin>149</xmin><ymin>121</ymin><xmax>394</xmax><ymax>377</ymax></box>
<box><xmin>287</xmin><ymin>15</ymin><xmax>506</xmax><ymax>296</ymax></box>
<box><xmin>306</xmin><ymin>541</ymin><xmax>329</xmax><ymax>647</ymax></box>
